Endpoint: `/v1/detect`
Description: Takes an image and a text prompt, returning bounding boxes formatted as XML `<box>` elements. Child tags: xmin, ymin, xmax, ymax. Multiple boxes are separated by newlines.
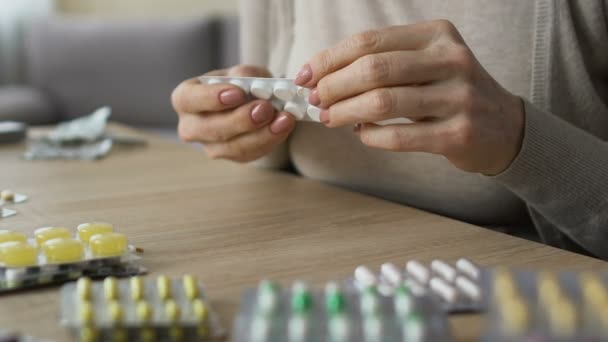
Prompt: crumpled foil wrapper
<box><xmin>24</xmin><ymin>106</ymin><xmax>143</xmax><ymax>161</ymax></box>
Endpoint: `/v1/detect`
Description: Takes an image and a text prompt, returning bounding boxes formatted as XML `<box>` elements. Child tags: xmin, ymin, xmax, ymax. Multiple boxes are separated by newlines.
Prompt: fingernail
<box><xmin>309</xmin><ymin>88</ymin><xmax>320</xmax><ymax>106</ymax></box>
<box><xmin>270</xmin><ymin>114</ymin><xmax>294</xmax><ymax>134</ymax></box>
<box><xmin>219</xmin><ymin>89</ymin><xmax>245</xmax><ymax>105</ymax></box>
<box><xmin>294</xmin><ymin>64</ymin><xmax>313</xmax><ymax>86</ymax></box>
<box><xmin>320</xmin><ymin>109</ymin><xmax>330</xmax><ymax>124</ymax></box>
<box><xmin>251</xmin><ymin>103</ymin><xmax>274</xmax><ymax>124</ymax></box>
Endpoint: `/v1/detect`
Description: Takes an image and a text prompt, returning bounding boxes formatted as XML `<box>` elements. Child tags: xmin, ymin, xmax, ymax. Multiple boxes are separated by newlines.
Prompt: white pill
<box><xmin>404</xmin><ymin>278</ymin><xmax>428</xmax><ymax>296</ymax></box>
<box><xmin>429</xmin><ymin>277</ymin><xmax>458</xmax><ymax>303</ymax></box>
<box><xmin>455</xmin><ymin>275</ymin><xmax>481</xmax><ymax>301</ymax></box>
<box><xmin>251</xmin><ymin>316</ymin><xmax>271</xmax><ymax>342</ymax></box>
<box><xmin>363</xmin><ymin>317</ymin><xmax>383</xmax><ymax>341</ymax></box>
<box><xmin>270</xmin><ymin>98</ymin><xmax>285</xmax><ymax>112</ymax></box>
<box><xmin>273</xmin><ymin>81</ymin><xmax>296</xmax><ymax>101</ymax></box>
<box><xmin>406</xmin><ymin>261</ymin><xmax>430</xmax><ymax>285</ymax></box>
<box><xmin>296</xmin><ymin>86</ymin><xmax>310</xmax><ymax>99</ymax></box>
<box><xmin>205</xmin><ymin>78</ymin><xmax>222</xmax><ymax>85</ymax></box>
<box><xmin>284</xmin><ymin>101</ymin><xmax>306</xmax><ymax>120</ymax></box>
<box><xmin>355</xmin><ymin>265</ymin><xmax>378</xmax><ymax>288</ymax></box>
<box><xmin>251</xmin><ymin>80</ymin><xmax>273</xmax><ymax>100</ymax></box>
<box><xmin>403</xmin><ymin>318</ymin><xmax>425</xmax><ymax>342</ymax></box>
<box><xmin>288</xmin><ymin>316</ymin><xmax>308</xmax><ymax>341</ymax></box>
<box><xmin>430</xmin><ymin>260</ymin><xmax>457</xmax><ymax>283</ymax></box>
<box><xmin>456</xmin><ymin>258</ymin><xmax>480</xmax><ymax>279</ymax></box>
<box><xmin>381</xmin><ymin>263</ymin><xmax>403</xmax><ymax>286</ymax></box>
<box><xmin>329</xmin><ymin>315</ymin><xmax>350</xmax><ymax>341</ymax></box>
<box><xmin>229</xmin><ymin>79</ymin><xmax>250</xmax><ymax>93</ymax></box>
<box><xmin>306</xmin><ymin>106</ymin><xmax>322</xmax><ymax>122</ymax></box>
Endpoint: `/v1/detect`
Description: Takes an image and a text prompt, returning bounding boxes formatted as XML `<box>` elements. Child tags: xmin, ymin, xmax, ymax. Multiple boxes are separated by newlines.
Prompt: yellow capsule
<box><xmin>80</xmin><ymin>326</ymin><xmax>98</xmax><ymax>342</ymax></box>
<box><xmin>130</xmin><ymin>276</ymin><xmax>146</xmax><ymax>300</ymax></box>
<box><xmin>192</xmin><ymin>299</ymin><xmax>208</xmax><ymax>322</ymax></box>
<box><xmin>136</xmin><ymin>301</ymin><xmax>154</xmax><ymax>322</ymax></box>
<box><xmin>493</xmin><ymin>268</ymin><xmax>517</xmax><ymax>301</ymax></box>
<box><xmin>0</xmin><ymin>241</ymin><xmax>38</xmax><ymax>267</ymax></box>
<box><xmin>165</xmin><ymin>300</ymin><xmax>181</xmax><ymax>322</ymax></box>
<box><xmin>89</xmin><ymin>232</ymin><xmax>128</xmax><ymax>258</ymax></box>
<box><xmin>77</xmin><ymin>277</ymin><xmax>93</xmax><ymax>301</ymax></box>
<box><xmin>538</xmin><ymin>271</ymin><xmax>562</xmax><ymax>304</ymax></box>
<box><xmin>580</xmin><ymin>272</ymin><xmax>607</xmax><ymax>307</ymax></box>
<box><xmin>0</xmin><ymin>190</ymin><xmax>15</xmax><ymax>202</ymax></box>
<box><xmin>77</xmin><ymin>222</ymin><xmax>114</xmax><ymax>243</ymax></box>
<box><xmin>107</xmin><ymin>300</ymin><xmax>124</xmax><ymax>322</ymax></box>
<box><xmin>80</xmin><ymin>301</ymin><xmax>95</xmax><ymax>324</ymax></box>
<box><xmin>183</xmin><ymin>274</ymin><xmax>200</xmax><ymax>299</ymax></box>
<box><xmin>548</xmin><ymin>297</ymin><xmax>577</xmax><ymax>337</ymax></box>
<box><xmin>34</xmin><ymin>227</ymin><xmax>71</xmax><ymax>245</ymax></box>
<box><xmin>104</xmin><ymin>277</ymin><xmax>120</xmax><ymax>300</ymax></box>
<box><xmin>0</xmin><ymin>230</ymin><xmax>27</xmax><ymax>244</ymax></box>
<box><xmin>157</xmin><ymin>275</ymin><xmax>172</xmax><ymax>300</ymax></box>
<box><xmin>501</xmin><ymin>297</ymin><xmax>529</xmax><ymax>335</ymax></box>
<box><xmin>42</xmin><ymin>238</ymin><xmax>84</xmax><ymax>263</ymax></box>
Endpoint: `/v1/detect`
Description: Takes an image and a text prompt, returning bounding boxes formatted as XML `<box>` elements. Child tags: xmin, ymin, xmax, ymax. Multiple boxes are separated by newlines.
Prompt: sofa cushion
<box><xmin>24</xmin><ymin>16</ymin><xmax>228</xmax><ymax>127</ymax></box>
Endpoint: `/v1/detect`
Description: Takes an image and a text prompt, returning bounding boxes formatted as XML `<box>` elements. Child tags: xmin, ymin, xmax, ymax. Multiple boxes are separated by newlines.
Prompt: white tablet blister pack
<box><xmin>0</xmin><ymin>208</ymin><xmax>17</xmax><ymax>219</ymax></box>
<box><xmin>199</xmin><ymin>76</ymin><xmax>322</xmax><ymax>122</ymax></box>
<box><xmin>349</xmin><ymin>258</ymin><xmax>484</xmax><ymax>313</ymax></box>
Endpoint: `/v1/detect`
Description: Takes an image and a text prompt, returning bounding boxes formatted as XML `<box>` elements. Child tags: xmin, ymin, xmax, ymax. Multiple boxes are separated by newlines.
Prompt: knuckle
<box><xmin>448</xmin><ymin>45</ymin><xmax>475</xmax><ymax>77</ymax></box>
<box><xmin>359</xmin><ymin>54</ymin><xmax>391</xmax><ymax>83</ymax></box>
<box><xmin>350</xmin><ymin>29</ymin><xmax>383</xmax><ymax>52</ymax></box>
<box><xmin>369</xmin><ymin>88</ymin><xmax>395</xmax><ymax>115</ymax></box>
<box><xmin>433</xmin><ymin>19</ymin><xmax>458</xmax><ymax>37</ymax></box>
<box><xmin>450</xmin><ymin>118</ymin><xmax>475</xmax><ymax>148</ymax></box>
<box><xmin>456</xmin><ymin>84</ymin><xmax>477</xmax><ymax>113</ymax></box>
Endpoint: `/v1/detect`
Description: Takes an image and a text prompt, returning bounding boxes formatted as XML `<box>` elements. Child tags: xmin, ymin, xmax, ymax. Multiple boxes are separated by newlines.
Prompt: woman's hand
<box><xmin>172</xmin><ymin>65</ymin><xmax>295</xmax><ymax>163</ymax></box>
<box><xmin>295</xmin><ymin>20</ymin><xmax>524</xmax><ymax>175</ymax></box>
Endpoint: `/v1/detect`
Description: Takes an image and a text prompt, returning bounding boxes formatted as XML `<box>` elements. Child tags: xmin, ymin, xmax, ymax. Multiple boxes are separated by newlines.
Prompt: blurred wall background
<box><xmin>57</xmin><ymin>0</ymin><xmax>238</xmax><ymax>17</ymax></box>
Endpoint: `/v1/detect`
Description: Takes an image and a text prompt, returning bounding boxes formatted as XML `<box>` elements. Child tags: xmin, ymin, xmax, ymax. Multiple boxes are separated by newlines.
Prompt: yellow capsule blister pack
<box><xmin>482</xmin><ymin>268</ymin><xmax>608</xmax><ymax>341</ymax></box>
<box><xmin>0</xmin><ymin>222</ymin><xmax>144</xmax><ymax>292</ymax></box>
<box><xmin>60</xmin><ymin>275</ymin><xmax>225</xmax><ymax>342</ymax></box>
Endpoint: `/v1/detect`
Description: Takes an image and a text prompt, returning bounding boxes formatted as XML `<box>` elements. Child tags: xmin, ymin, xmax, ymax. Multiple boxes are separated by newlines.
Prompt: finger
<box><xmin>324</xmin><ymin>85</ymin><xmax>451</xmax><ymax>127</ymax></box>
<box><xmin>316</xmin><ymin>50</ymin><xmax>449</xmax><ymax>107</ymax></box>
<box><xmin>203</xmin><ymin>113</ymin><xmax>296</xmax><ymax>162</ymax></box>
<box><xmin>299</xmin><ymin>21</ymin><xmax>444</xmax><ymax>87</ymax></box>
<box><xmin>358</xmin><ymin>121</ymin><xmax>449</xmax><ymax>154</ymax></box>
<box><xmin>172</xmin><ymin>78</ymin><xmax>247</xmax><ymax>113</ymax></box>
<box><xmin>178</xmin><ymin>100</ymin><xmax>276</xmax><ymax>143</ymax></box>
<box><xmin>227</xmin><ymin>64</ymin><xmax>273</xmax><ymax>78</ymax></box>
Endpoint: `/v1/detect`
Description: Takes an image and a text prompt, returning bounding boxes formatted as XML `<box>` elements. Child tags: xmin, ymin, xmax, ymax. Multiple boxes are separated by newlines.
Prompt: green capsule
<box><xmin>325</xmin><ymin>282</ymin><xmax>347</xmax><ymax>315</ymax></box>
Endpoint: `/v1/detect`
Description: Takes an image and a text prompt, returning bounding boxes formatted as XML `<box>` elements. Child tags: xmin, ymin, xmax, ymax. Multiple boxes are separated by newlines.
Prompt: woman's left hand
<box><xmin>294</xmin><ymin>20</ymin><xmax>525</xmax><ymax>176</ymax></box>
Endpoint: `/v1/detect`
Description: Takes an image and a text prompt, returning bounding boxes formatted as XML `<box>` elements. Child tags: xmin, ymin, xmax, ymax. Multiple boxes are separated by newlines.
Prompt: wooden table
<box><xmin>0</xmin><ymin>126</ymin><xmax>606</xmax><ymax>341</ymax></box>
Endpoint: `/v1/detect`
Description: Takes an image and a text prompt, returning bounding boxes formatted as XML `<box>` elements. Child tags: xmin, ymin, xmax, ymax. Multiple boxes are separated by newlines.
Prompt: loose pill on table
<box><xmin>354</xmin><ymin>265</ymin><xmax>378</xmax><ymax>288</ymax></box>
<box><xmin>34</xmin><ymin>226</ymin><xmax>71</xmax><ymax>245</ymax></box>
<box><xmin>250</xmin><ymin>80</ymin><xmax>273</xmax><ymax>100</ymax></box>
<box><xmin>0</xmin><ymin>230</ymin><xmax>27</xmax><ymax>244</ymax></box>
<box><xmin>0</xmin><ymin>241</ymin><xmax>38</xmax><ymax>267</ymax></box>
<box><xmin>89</xmin><ymin>232</ymin><xmax>128</xmax><ymax>257</ymax></box>
<box><xmin>183</xmin><ymin>274</ymin><xmax>200</xmax><ymax>300</ymax></box>
<box><xmin>130</xmin><ymin>276</ymin><xmax>146</xmax><ymax>300</ymax></box>
<box><xmin>42</xmin><ymin>238</ymin><xmax>85</xmax><ymax>263</ymax></box>
<box><xmin>157</xmin><ymin>275</ymin><xmax>172</xmax><ymax>300</ymax></box>
<box><xmin>273</xmin><ymin>81</ymin><xmax>296</xmax><ymax>101</ymax></box>
<box><xmin>77</xmin><ymin>222</ymin><xmax>114</xmax><ymax>243</ymax></box>
<box><xmin>406</xmin><ymin>261</ymin><xmax>431</xmax><ymax>285</ymax></box>
<box><xmin>0</xmin><ymin>190</ymin><xmax>14</xmax><ymax>202</ymax></box>
<box><xmin>455</xmin><ymin>258</ymin><xmax>480</xmax><ymax>279</ymax></box>
<box><xmin>429</xmin><ymin>277</ymin><xmax>458</xmax><ymax>303</ymax></box>
<box><xmin>77</xmin><ymin>277</ymin><xmax>93</xmax><ymax>300</ymax></box>
<box><xmin>430</xmin><ymin>260</ymin><xmax>457</xmax><ymax>283</ymax></box>
<box><xmin>380</xmin><ymin>262</ymin><xmax>403</xmax><ymax>285</ymax></box>
<box><xmin>104</xmin><ymin>277</ymin><xmax>120</xmax><ymax>300</ymax></box>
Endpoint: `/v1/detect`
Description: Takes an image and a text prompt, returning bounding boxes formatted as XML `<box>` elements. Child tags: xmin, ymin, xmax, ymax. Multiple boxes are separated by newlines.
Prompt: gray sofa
<box><xmin>0</xmin><ymin>15</ymin><xmax>240</xmax><ymax>136</ymax></box>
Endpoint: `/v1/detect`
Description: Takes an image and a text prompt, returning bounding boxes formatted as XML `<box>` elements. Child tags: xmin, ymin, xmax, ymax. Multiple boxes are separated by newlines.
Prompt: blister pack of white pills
<box><xmin>349</xmin><ymin>258</ymin><xmax>484</xmax><ymax>313</ymax></box>
<box><xmin>199</xmin><ymin>76</ymin><xmax>322</xmax><ymax>122</ymax></box>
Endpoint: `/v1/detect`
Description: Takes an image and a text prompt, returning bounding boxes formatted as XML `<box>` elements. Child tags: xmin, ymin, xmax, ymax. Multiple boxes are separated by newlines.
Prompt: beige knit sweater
<box><xmin>238</xmin><ymin>0</ymin><xmax>608</xmax><ymax>259</ymax></box>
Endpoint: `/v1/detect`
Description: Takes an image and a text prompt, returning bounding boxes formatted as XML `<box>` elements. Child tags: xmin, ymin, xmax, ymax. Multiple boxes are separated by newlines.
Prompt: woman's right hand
<box><xmin>172</xmin><ymin>65</ymin><xmax>296</xmax><ymax>162</ymax></box>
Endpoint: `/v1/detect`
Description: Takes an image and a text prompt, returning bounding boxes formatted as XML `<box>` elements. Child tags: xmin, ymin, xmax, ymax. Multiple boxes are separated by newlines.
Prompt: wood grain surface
<box><xmin>0</xmin><ymin>125</ymin><xmax>605</xmax><ymax>341</ymax></box>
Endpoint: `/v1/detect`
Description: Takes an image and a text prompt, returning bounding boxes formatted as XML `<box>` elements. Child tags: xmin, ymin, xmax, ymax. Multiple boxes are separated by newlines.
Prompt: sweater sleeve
<box><xmin>491</xmin><ymin>100</ymin><xmax>608</xmax><ymax>259</ymax></box>
<box><xmin>239</xmin><ymin>0</ymin><xmax>293</xmax><ymax>170</ymax></box>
